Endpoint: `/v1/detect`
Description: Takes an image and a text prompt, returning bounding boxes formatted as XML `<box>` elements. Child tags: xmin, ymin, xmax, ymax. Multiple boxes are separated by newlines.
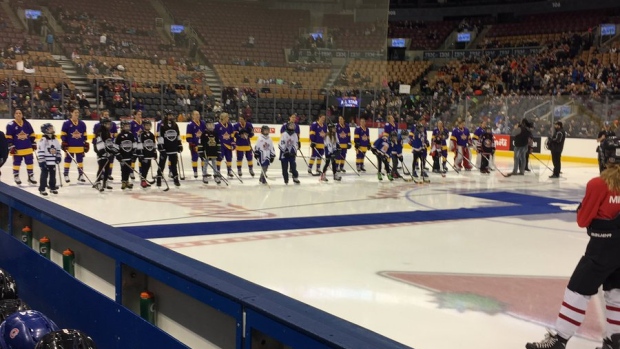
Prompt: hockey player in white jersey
<box><xmin>253</xmin><ymin>125</ymin><xmax>275</xmax><ymax>185</ymax></box>
<box><xmin>320</xmin><ymin>123</ymin><xmax>341</xmax><ymax>182</ymax></box>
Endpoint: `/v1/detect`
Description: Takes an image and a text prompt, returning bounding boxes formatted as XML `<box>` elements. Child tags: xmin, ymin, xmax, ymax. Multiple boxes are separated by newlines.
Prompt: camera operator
<box><xmin>526</xmin><ymin>136</ymin><xmax>620</xmax><ymax>349</ymax></box>
<box><xmin>548</xmin><ymin>121</ymin><xmax>566</xmax><ymax>179</ymax></box>
<box><xmin>511</xmin><ymin>118</ymin><xmax>532</xmax><ymax>175</ymax></box>
<box><xmin>598</xmin><ymin>121</ymin><xmax>616</xmax><ymax>173</ymax></box>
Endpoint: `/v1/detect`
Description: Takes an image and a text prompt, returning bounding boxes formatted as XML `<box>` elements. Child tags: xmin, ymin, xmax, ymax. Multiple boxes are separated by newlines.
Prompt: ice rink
<box><xmin>2</xmin><ymin>148</ymin><xmax>602</xmax><ymax>349</ymax></box>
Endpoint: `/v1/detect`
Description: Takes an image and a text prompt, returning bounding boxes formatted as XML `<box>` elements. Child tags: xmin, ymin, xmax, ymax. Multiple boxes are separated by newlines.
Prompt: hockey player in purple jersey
<box><xmin>6</xmin><ymin>109</ymin><xmax>37</xmax><ymax>185</ymax></box>
<box><xmin>354</xmin><ymin>118</ymin><xmax>370</xmax><ymax>172</ymax></box>
<box><xmin>186</xmin><ymin>110</ymin><xmax>206</xmax><ymax>179</ymax></box>
<box><xmin>234</xmin><ymin>115</ymin><xmax>255</xmax><ymax>177</ymax></box>
<box><xmin>61</xmin><ymin>108</ymin><xmax>88</xmax><ymax>183</ymax></box>
<box><xmin>308</xmin><ymin>114</ymin><xmax>327</xmax><ymax>175</ymax></box>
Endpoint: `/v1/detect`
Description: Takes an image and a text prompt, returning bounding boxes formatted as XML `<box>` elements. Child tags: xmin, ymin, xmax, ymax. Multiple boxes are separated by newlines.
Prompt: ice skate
<box><xmin>320</xmin><ymin>173</ymin><xmax>328</xmax><ymax>182</ymax></box>
<box><xmin>377</xmin><ymin>173</ymin><xmax>383</xmax><ymax>181</ymax></box>
<box><xmin>50</xmin><ymin>189</ymin><xmax>58</xmax><ymax>194</ymax></box>
<box><xmin>28</xmin><ymin>174</ymin><xmax>37</xmax><ymax>185</ymax></box>
<box><xmin>156</xmin><ymin>177</ymin><xmax>162</xmax><ymax>187</ymax></box>
<box><xmin>237</xmin><ymin>170</ymin><xmax>243</xmax><ymax>177</ymax></box>
<box><xmin>40</xmin><ymin>190</ymin><xmax>48</xmax><ymax>196</ymax></box>
<box><xmin>249</xmin><ymin>168</ymin><xmax>255</xmax><ymax>177</ymax></box>
<box><xmin>193</xmin><ymin>172</ymin><xmax>198</xmax><ymax>179</ymax></box>
<box><xmin>227</xmin><ymin>170</ymin><xmax>234</xmax><ymax>178</ymax></box>
<box><xmin>127</xmin><ymin>182</ymin><xmax>134</xmax><ymax>189</ymax></box>
<box><xmin>293</xmin><ymin>178</ymin><xmax>300</xmax><ymax>184</ymax></box>
<box><xmin>77</xmin><ymin>174</ymin><xmax>86</xmax><ymax>183</ymax></box>
<box><xmin>334</xmin><ymin>173</ymin><xmax>342</xmax><ymax>181</ymax></box>
<box><xmin>130</xmin><ymin>172</ymin><xmax>135</xmax><ymax>180</ymax></box>
<box><xmin>108</xmin><ymin>175</ymin><xmax>114</xmax><ymax>181</ymax></box>
<box><xmin>525</xmin><ymin>331</ymin><xmax>567</xmax><ymax>349</ymax></box>
<box><xmin>387</xmin><ymin>174</ymin><xmax>394</xmax><ymax>181</ymax></box>
<box><xmin>360</xmin><ymin>166</ymin><xmax>366</xmax><ymax>173</ymax></box>
<box><xmin>202</xmin><ymin>175</ymin><xmax>209</xmax><ymax>184</ymax></box>
<box><xmin>173</xmin><ymin>176</ymin><xmax>181</xmax><ymax>187</ymax></box>
<box><xmin>14</xmin><ymin>175</ymin><xmax>21</xmax><ymax>185</ymax></box>
<box><xmin>598</xmin><ymin>333</ymin><xmax>620</xmax><ymax>349</ymax></box>
<box><xmin>64</xmin><ymin>174</ymin><xmax>70</xmax><ymax>183</ymax></box>
<box><xmin>121</xmin><ymin>181</ymin><xmax>128</xmax><ymax>190</ymax></box>
<box><xmin>141</xmin><ymin>180</ymin><xmax>149</xmax><ymax>188</ymax></box>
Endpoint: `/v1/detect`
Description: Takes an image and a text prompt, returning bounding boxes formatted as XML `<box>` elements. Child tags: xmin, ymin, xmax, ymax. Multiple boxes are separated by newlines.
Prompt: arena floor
<box><xmin>2</xmin><ymin>148</ymin><xmax>601</xmax><ymax>349</ymax></box>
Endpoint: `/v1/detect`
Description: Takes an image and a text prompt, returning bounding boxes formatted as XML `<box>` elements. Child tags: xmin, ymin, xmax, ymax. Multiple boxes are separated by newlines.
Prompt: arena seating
<box><xmin>334</xmin><ymin>60</ymin><xmax>432</xmax><ymax>88</ymax></box>
<box><xmin>388</xmin><ymin>20</ymin><xmax>457</xmax><ymax>50</ymax></box>
<box><xmin>322</xmin><ymin>14</ymin><xmax>386</xmax><ymax>51</ymax></box>
<box><xmin>161</xmin><ymin>0</ymin><xmax>310</xmax><ymax>66</ymax></box>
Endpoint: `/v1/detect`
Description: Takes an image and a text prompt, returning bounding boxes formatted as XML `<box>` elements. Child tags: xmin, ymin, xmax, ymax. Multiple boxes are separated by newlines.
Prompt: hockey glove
<box><xmin>287</xmin><ymin>152</ymin><xmax>296</xmax><ymax>159</ymax></box>
<box><xmin>189</xmin><ymin>143</ymin><xmax>197</xmax><ymax>153</ymax></box>
<box><xmin>269</xmin><ymin>155</ymin><xmax>275</xmax><ymax>164</ymax></box>
<box><xmin>178</xmin><ymin>145</ymin><xmax>183</xmax><ymax>153</ymax></box>
<box><xmin>84</xmin><ymin>142</ymin><xmax>90</xmax><ymax>153</ymax></box>
<box><xmin>55</xmin><ymin>156</ymin><xmax>61</xmax><ymax>164</ymax></box>
<box><xmin>116</xmin><ymin>154</ymin><xmax>123</xmax><ymax>162</ymax></box>
<box><xmin>61</xmin><ymin>142</ymin><xmax>69</xmax><ymax>152</ymax></box>
<box><xmin>157</xmin><ymin>143</ymin><xmax>164</xmax><ymax>152</ymax></box>
<box><xmin>297</xmin><ymin>141</ymin><xmax>301</xmax><ymax>149</ymax></box>
<box><xmin>425</xmin><ymin>140</ymin><xmax>430</xmax><ymax>148</ymax></box>
<box><xmin>253</xmin><ymin>151</ymin><xmax>260</xmax><ymax>159</ymax></box>
<box><xmin>31</xmin><ymin>143</ymin><xmax>37</xmax><ymax>150</ymax></box>
<box><xmin>9</xmin><ymin>146</ymin><xmax>15</xmax><ymax>155</ymax></box>
<box><xmin>347</xmin><ymin>143</ymin><xmax>351</xmax><ymax>149</ymax></box>
<box><xmin>310</xmin><ymin>142</ymin><xmax>316</xmax><ymax>149</ymax></box>
<box><xmin>355</xmin><ymin>143</ymin><xmax>360</xmax><ymax>150</ymax></box>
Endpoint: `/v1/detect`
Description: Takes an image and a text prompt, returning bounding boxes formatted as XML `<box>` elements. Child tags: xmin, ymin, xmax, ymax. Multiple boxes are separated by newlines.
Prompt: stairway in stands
<box><xmin>54</xmin><ymin>55</ymin><xmax>97</xmax><ymax>107</ymax></box>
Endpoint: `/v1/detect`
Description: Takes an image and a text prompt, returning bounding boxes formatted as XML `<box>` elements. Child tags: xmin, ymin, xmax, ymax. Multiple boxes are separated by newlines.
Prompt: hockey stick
<box><xmin>178</xmin><ymin>152</ymin><xmax>186</xmax><ymax>180</ymax></box>
<box><xmin>344</xmin><ymin>157</ymin><xmax>360</xmax><ymax>176</ymax></box>
<box><xmin>481</xmin><ymin>154</ymin><xmax>511</xmax><ymax>178</ymax></box>
<box><xmin>152</xmin><ymin>158</ymin><xmax>170</xmax><ymax>191</ymax></box>
<box><xmin>364</xmin><ymin>152</ymin><xmax>379</xmax><ymax>171</ymax></box>
<box><xmin>297</xmin><ymin>147</ymin><xmax>310</xmax><ymax>168</ymax></box>
<box><xmin>460</xmin><ymin>149</ymin><xmax>480</xmax><ymax>170</ymax></box>
<box><xmin>398</xmin><ymin>159</ymin><xmax>417</xmax><ymax>183</ymax></box>
<box><xmin>445</xmin><ymin>158</ymin><xmax>461</xmax><ymax>174</ymax></box>
<box><xmin>259</xmin><ymin>166</ymin><xmax>271</xmax><ymax>188</ymax></box>
<box><xmin>307</xmin><ymin>147</ymin><xmax>324</xmax><ymax>176</ymax></box>
<box><xmin>205</xmin><ymin>159</ymin><xmax>229</xmax><ymax>186</ymax></box>
<box><xmin>530</xmin><ymin>153</ymin><xmax>554</xmax><ymax>172</ymax></box>
<box><xmin>66</xmin><ymin>152</ymin><xmax>95</xmax><ymax>186</ymax></box>
<box><xmin>119</xmin><ymin>160</ymin><xmax>153</xmax><ymax>184</ymax></box>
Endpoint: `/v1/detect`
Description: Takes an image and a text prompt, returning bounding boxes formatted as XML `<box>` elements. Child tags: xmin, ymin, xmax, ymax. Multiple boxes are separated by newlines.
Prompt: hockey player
<box><xmin>136</xmin><ymin>119</ymin><xmax>156</xmax><ymax>188</ymax></box>
<box><xmin>6</xmin><ymin>109</ymin><xmax>37</xmax><ymax>185</ymax></box>
<box><xmin>93</xmin><ymin>110</ymin><xmax>118</xmax><ymax>180</ymax></box>
<box><xmin>308</xmin><ymin>114</ymin><xmax>327</xmax><ymax>175</ymax></box>
<box><xmin>472</xmin><ymin>120</ymin><xmax>487</xmax><ymax>168</ymax></box>
<box><xmin>390</xmin><ymin>131</ymin><xmax>404</xmax><ymax>179</ymax></box>
<box><xmin>336</xmin><ymin>116</ymin><xmax>351</xmax><ymax>172</ymax></box>
<box><xmin>214</xmin><ymin>112</ymin><xmax>236</xmax><ymax>178</ymax></box>
<box><xmin>409</xmin><ymin>120</ymin><xmax>429</xmax><ymax>178</ymax></box>
<box><xmin>37</xmin><ymin>123</ymin><xmax>61</xmax><ymax>196</ymax></box>
<box><xmin>129</xmin><ymin>109</ymin><xmax>145</xmax><ymax>178</ymax></box>
<box><xmin>61</xmin><ymin>108</ymin><xmax>88</xmax><ymax>183</ymax></box>
<box><xmin>354</xmin><ymin>117</ymin><xmax>370</xmax><ymax>172</ymax></box>
<box><xmin>115</xmin><ymin>120</ymin><xmax>137</xmax><ymax>190</ymax></box>
<box><xmin>157</xmin><ymin>111</ymin><xmax>182</xmax><ymax>187</ymax></box>
<box><xmin>186</xmin><ymin>110</ymin><xmax>206</xmax><ymax>179</ymax></box>
<box><xmin>598</xmin><ymin>121</ymin><xmax>616</xmax><ymax>174</ymax></box>
<box><xmin>0</xmin><ymin>130</ymin><xmax>7</xmax><ymax>176</ymax></box>
<box><xmin>371</xmin><ymin>133</ymin><xmax>392</xmax><ymax>181</ymax></box>
<box><xmin>478</xmin><ymin>126</ymin><xmax>495</xmax><ymax>174</ymax></box>
<box><xmin>431</xmin><ymin>120</ymin><xmax>449</xmax><ymax>173</ymax></box>
<box><xmin>526</xmin><ymin>136</ymin><xmax>620</xmax><ymax>349</ymax></box>
<box><xmin>450</xmin><ymin>120</ymin><xmax>472</xmax><ymax>171</ymax></box>
<box><xmin>279</xmin><ymin>122</ymin><xmax>300</xmax><ymax>185</ymax></box>
<box><xmin>234</xmin><ymin>115</ymin><xmax>255</xmax><ymax>177</ymax></box>
<box><xmin>320</xmin><ymin>123</ymin><xmax>341</xmax><ymax>182</ymax></box>
<box><xmin>93</xmin><ymin>118</ymin><xmax>118</xmax><ymax>191</ymax></box>
<box><xmin>197</xmin><ymin>118</ymin><xmax>222</xmax><ymax>184</ymax></box>
<box><xmin>253</xmin><ymin>125</ymin><xmax>275</xmax><ymax>185</ymax></box>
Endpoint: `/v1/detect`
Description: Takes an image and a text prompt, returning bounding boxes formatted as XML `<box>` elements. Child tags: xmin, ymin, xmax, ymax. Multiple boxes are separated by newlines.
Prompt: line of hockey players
<box><xmin>4</xmin><ymin>108</ymin><xmax>497</xmax><ymax>194</ymax></box>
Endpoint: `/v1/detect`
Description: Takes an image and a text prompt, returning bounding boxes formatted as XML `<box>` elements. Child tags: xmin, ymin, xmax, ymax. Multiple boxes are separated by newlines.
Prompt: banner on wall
<box><xmin>422</xmin><ymin>47</ymin><xmax>542</xmax><ymax>60</ymax></box>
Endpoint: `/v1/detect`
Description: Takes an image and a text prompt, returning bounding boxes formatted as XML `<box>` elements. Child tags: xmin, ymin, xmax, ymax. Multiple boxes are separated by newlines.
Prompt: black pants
<box><xmin>551</xmin><ymin>149</ymin><xmax>562</xmax><ymax>176</ymax></box>
<box><xmin>158</xmin><ymin>152</ymin><xmax>178</xmax><ymax>178</ymax></box>
<box><xmin>281</xmin><ymin>157</ymin><xmax>298</xmax><ymax>183</ymax></box>
<box><xmin>322</xmin><ymin>156</ymin><xmax>337</xmax><ymax>174</ymax></box>
<box><xmin>139</xmin><ymin>158</ymin><xmax>152</xmax><ymax>180</ymax></box>
<box><xmin>96</xmin><ymin>157</ymin><xmax>109</xmax><ymax>183</ymax></box>
<box><xmin>568</xmin><ymin>236</ymin><xmax>620</xmax><ymax>295</ymax></box>
<box><xmin>376</xmin><ymin>154</ymin><xmax>390</xmax><ymax>173</ymax></box>
<box><xmin>119</xmin><ymin>158</ymin><xmax>132</xmax><ymax>182</ymax></box>
<box><xmin>38</xmin><ymin>163</ymin><xmax>57</xmax><ymax>192</ymax></box>
<box><xmin>481</xmin><ymin>153</ymin><xmax>489</xmax><ymax>171</ymax></box>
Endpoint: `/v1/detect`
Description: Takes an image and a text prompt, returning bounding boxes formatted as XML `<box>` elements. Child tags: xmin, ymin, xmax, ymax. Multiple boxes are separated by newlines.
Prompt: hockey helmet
<box><xmin>0</xmin><ymin>269</ymin><xmax>17</xmax><ymax>300</ymax></box>
<box><xmin>286</xmin><ymin>122</ymin><xmax>296</xmax><ymax>135</ymax></box>
<box><xmin>40</xmin><ymin>123</ymin><xmax>54</xmax><ymax>135</ymax></box>
<box><xmin>120</xmin><ymin>119</ymin><xmax>131</xmax><ymax>130</ymax></box>
<box><xmin>327</xmin><ymin>123</ymin><xmax>335</xmax><ymax>130</ymax></box>
<box><xmin>205</xmin><ymin>118</ymin><xmax>215</xmax><ymax>131</ymax></box>
<box><xmin>390</xmin><ymin>131</ymin><xmax>399</xmax><ymax>139</ymax></box>
<box><xmin>0</xmin><ymin>310</ymin><xmax>59</xmax><ymax>349</ymax></box>
<box><xmin>261</xmin><ymin>125</ymin><xmax>270</xmax><ymax>136</ymax></box>
<box><xmin>601</xmin><ymin>136</ymin><xmax>620</xmax><ymax>164</ymax></box>
<box><xmin>0</xmin><ymin>299</ymin><xmax>30</xmax><ymax>323</ymax></box>
<box><xmin>100</xmin><ymin>117</ymin><xmax>111</xmax><ymax>126</ymax></box>
<box><xmin>35</xmin><ymin>329</ymin><xmax>97</xmax><ymax>349</ymax></box>
<box><xmin>142</xmin><ymin>119</ymin><xmax>152</xmax><ymax>130</ymax></box>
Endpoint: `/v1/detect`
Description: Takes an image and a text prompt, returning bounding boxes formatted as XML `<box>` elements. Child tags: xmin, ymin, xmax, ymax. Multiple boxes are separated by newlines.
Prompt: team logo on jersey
<box><xmin>207</xmin><ymin>137</ymin><xmax>216</xmax><ymax>146</ymax></box>
<box><xmin>319</xmin><ymin>130</ymin><xmax>326</xmax><ymax>138</ymax></box>
<box><xmin>49</xmin><ymin>146</ymin><xmax>58</xmax><ymax>155</ymax></box>
<box><xmin>164</xmin><ymin>129</ymin><xmax>178</xmax><ymax>142</ymax></box>
<box><xmin>338</xmin><ymin>130</ymin><xmax>347</xmax><ymax>139</ymax></box>
<box><xmin>143</xmin><ymin>139</ymin><xmax>155</xmax><ymax>151</ymax></box>
<box><xmin>460</xmin><ymin>134</ymin><xmax>468</xmax><ymax>140</ymax></box>
<box><xmin>71</xmin><ymin>129</ymin><xmax>82</xmax><ymax>139</ymax></box>
<box><xmin>222</xmin><ymin>132</ymin><xmax>230</xmax><ymax>140</ymax></box>
<box><xmin>362</xmin><ymin>134</ymin><xmax>368</xmax><ymax>141</ymax></box>
<box><xmin>16</xmin><ymin>131</ymin><xmax>28</xmax><ymax>140</ymax></box>
<box><xmin>120</xmin><ymin>139</ymin><xmax>133</xmax><ymax>152</ymax></box>
<box><xmin>483</xmin><ymin>139</ymin><xmax>493</xmax><ymax>148</ymax></box>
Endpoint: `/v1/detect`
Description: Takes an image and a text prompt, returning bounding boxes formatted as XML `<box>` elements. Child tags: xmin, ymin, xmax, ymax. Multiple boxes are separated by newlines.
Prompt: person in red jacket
<box><xmin>526</xmin><ymin>136</ymin><xmax>620</xmax><ymax>349</ymax></box>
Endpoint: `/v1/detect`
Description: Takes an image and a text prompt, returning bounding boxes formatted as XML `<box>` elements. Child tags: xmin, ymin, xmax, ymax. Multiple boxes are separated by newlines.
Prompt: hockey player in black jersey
<box><xmin>157</xmin><ymin>111</ymin><xmax>182</xmax><ymax>187</ymax></box>
<box><xmin>197</xmin><ymin>118</ymin><xmax>222</xmax><ymax>184</ymax></box>
<box><xmin>93</xmin><ymin>118</ymin><xmax>118</xmax><ymax>191</ymax></box>
<box><xmin>115</xmin><ymin>120</ymin><xmax>137</xmax><ymax>190</ymax></box>
<box><xmin>137</xmin><ymin>120</ymin><xmax>156</xmax><ymax>188</ymax></box>
<box><xmin>478</xmin><ymin>126</ymin><xmax>495</xmax><ymax>174</ymax></box>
